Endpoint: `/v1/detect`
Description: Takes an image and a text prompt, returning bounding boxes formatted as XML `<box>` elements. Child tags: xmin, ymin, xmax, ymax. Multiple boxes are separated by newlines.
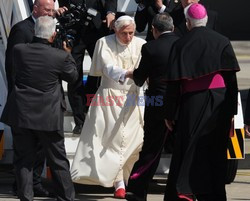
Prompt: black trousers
<box><xmin>11</xmin><ymin>128</ymin><xmax>45</xmax><ymax>188</ymax></box>
<box><xmin>12</xmin><ymin>127</ymin><xmax>74</xmax><ymax>201</ymax></box>
<box><xmin>68</xmin><ymin>29</ymin><xmax>102</xmax><ymax>126</ymax></box>
<box><xmin>127</xmin><ymin>109</ymin><xmax>167</xmax><ymax>200</ymax></box>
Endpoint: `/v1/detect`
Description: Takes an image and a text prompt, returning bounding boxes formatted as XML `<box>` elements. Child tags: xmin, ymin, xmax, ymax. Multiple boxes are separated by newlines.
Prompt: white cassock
<box><xmin>71</xmin><ymin>34</ymin><xmax>146</xmax><ymax>187</ymax></box>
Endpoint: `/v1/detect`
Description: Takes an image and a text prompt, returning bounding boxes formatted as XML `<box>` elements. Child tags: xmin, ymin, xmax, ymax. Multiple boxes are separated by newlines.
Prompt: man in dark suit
<box><xmin>135</xmin><ymin>0</ymin><xmax>176</xmax><ymax>41</ymax></box>
<box><xmin>1</xmin><ymin>15</ymin><xmax>78</xmax><ymax>201</ymax></box>
<box><xmin>126</xmin><ymin>12</ymin><xmax>179</xmax><ymax>201</ymax></box>
<box><xmin>58</xmin><ymin>0</ymin><xmax>117</xmax><ymax>134</ymax></box>
<box><xmin>170</xmin><ymin>0</ymin><xmax>218</xmax><ymax>37</ymax></box>
<box><xmin>4</xmin><ymin>0</ymin><xmax>67</xmax><ymax>197</ymax></box>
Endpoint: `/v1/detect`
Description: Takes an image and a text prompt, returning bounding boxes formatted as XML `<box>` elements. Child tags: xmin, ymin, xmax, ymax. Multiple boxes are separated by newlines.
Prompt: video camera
<box><xmin>53</xmin><ymin>2</ymin><xmax>98</xmax><ymax>49</ymax></box>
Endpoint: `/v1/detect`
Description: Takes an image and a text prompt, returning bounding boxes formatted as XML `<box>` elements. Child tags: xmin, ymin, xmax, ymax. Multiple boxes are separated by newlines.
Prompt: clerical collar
<box><xmin>161</xmin><ymin>31</ymin><xmax>172</xmax><ymax>35</ymax></box>
<box><xmin>115</xmin><ymin>36</ymin><xmax>131</xmax><ymax>47</ymax></box>
<box><xmin>32</xmin><ymin>36</ymin><xmax>52</xmax><ymax>45</ymax></box>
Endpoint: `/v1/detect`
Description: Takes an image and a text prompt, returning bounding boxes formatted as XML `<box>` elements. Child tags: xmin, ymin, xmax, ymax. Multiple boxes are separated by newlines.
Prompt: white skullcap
<box><xmin>116</xmin><ymin>15</ymin><xmax>134</xmax><ymax>22</ymax></box>
<box><xmin>114</xmin><ymin>15</ymin><xmax>135</xmax><ymax>31</ymax></box>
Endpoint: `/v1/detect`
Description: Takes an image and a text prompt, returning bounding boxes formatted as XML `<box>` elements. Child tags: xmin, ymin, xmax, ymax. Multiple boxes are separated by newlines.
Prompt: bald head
<box><xmin>33</xmin><ymin>0</ymin><xmax>55</xmax><ymax>18</ymax></box>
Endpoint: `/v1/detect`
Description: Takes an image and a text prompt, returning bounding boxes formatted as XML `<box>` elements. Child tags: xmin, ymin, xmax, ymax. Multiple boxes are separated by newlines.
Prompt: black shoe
<box><xmin>33</xmin><ymin>186</ymin><xmax>52</xmax><ymax>197</ymax></box>
<box><xmin>73</xmin><ymin>124</ymin><xmax>83</xmax><ymax>135</ymax></box>
<box><xmin>125</xmin><ymin>192</ymin><xmax>145</xmax><ymax>201</ymax></box>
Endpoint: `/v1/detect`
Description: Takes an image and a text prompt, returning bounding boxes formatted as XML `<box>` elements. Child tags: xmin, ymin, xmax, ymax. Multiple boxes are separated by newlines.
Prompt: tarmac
<box><xmin>0</xmin><ymin>41</ymin><xmax>250</xmax><ymax>201</ymax></box>
<box><xmin>0</xmin><ymin>166</ymin><xmax>250</xmax><ymax>201</ymax></box>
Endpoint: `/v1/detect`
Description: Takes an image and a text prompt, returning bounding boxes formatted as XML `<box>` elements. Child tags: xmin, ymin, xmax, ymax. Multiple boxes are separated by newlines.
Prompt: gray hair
<box><xmin>152</xmin><ymin>12</ymin><xmax>174</xmax><ymax>32</ymax></box>
<box><xmin>114</xmin><ymin>15</ymin><xmax>136</xmax><ymax>31</ymax></box>
<box><xmin>34</xmin><ymin>16</ymin><xmax>56</xmax><ymax>39</ymax></box>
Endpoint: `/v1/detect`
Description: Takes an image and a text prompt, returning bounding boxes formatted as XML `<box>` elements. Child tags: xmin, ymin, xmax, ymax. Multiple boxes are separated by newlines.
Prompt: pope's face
<box><xmin>115</xmin><ymin>24</ymin><xmax>135</xmax><ymax>45</ymax></box>
<box><xmin>181</xmin><ymin>0</ymin><xmax>199</xmax><ymax>8</ymax></box>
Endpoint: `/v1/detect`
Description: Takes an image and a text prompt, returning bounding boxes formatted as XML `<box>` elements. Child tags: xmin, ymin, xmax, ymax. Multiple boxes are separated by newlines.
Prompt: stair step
<box><xmin>64</xmin><ymin>116</ymin><xmax>74</xmax><ymax>133</ymax></box>
<box><xmin>65</xmin><ymin>136</ymin><xmax>80</xmax><ymax>154</ymax></box>
<box><xmin>64</xmin><ymin>132</ymin><xmax>81</xmax><ymax>138</ymax></box>
<box><xmin>155</xmin><ymin>154</ymin><xmax>171</xmax><ymax>174</ymax></box>
<box><xmin>66</xmin><ymin>153</ymin><xmax>76</xmax><ymax>168</ymax></box>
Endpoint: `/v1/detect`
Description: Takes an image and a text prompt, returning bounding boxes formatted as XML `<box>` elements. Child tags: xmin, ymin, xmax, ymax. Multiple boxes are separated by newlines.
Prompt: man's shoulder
<box><xmin>177</xmin><ymin>27</ymin><xmax>229</xmax><ymax>48</ymax></box>
<box><xmin>50</xmin><ymin>46</ymin><xmax>71</xmax><ymax>57</ymax></box>
<box><xmin>13</xmin><ymin>42</ymin><xmax>27</xmax><ymax>50</ymax></box>
<box><xmin>93</xmin><ymin>34</ymin><xmax>114</xmax><ymax>49</ymax></box>
<box><xmin>145</xmin><ymin>33</ymin><xmax>179</xmax><ymax>47</ymax></box>
<box><xmin>133</xmin><ymin>36</ymin><xmax>146</xmax><ymax>45</ymax></box>
<box><xmin>9</xmin><ymin>16</ymin><xmax>34</xmax><ymax>39</ymax></box>
<box><xmin>12</xmin><ymin>16</ymin><xmax>34</xmax><ymax>29</ymax></box>
<box><xmin>39</xmin><ymin>44</ymin><xmax>70</xmax><ymax>56</ymax></box>
<box><xmin>199</xmin><ymin>27</ymin><xmax>229</xmax><ymax>42</ymax></box>
<box><xmin>103</xmin><ymin>33</ymin><xmax>115</xmax><ymax>40</ymax></box>
<box><xmin>14</xmin><ymin>42</ymin><xmax>69</xmax><ymax>55</ymax></box>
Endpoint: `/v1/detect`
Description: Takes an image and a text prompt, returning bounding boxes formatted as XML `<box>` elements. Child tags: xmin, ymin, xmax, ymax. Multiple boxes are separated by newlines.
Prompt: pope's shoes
<box><xmin>114</xmin><ymin>188</ymin><xmax>126</xmax><ymax>199</ymax></box>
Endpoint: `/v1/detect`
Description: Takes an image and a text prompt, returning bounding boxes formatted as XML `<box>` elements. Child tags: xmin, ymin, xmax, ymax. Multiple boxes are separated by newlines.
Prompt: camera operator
<box><xmin>4</xmin><ymin>0</ymin><xmax>67</xmax><ymax>197</ymax></box>
<box><xmin>58</xmin><ymin>0</ymin><xmax>117</xmax><ymax>135</ymax></box>
<box><xmin>1</xmin><ymin>16</ymin><xmax>78</xmax><ymax>201</ymax></box>
<box><xmin>135</xmin><ymin>0</ymin><xmax>175</xmax><ymax>41</ymax></box>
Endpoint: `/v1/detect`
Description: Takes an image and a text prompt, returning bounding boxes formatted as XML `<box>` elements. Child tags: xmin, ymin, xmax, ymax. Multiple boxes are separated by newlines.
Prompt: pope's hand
<box><xmin>125</xmin><ymin>70</ymin><xmax>134</xmax><ymax>79</ymax></box>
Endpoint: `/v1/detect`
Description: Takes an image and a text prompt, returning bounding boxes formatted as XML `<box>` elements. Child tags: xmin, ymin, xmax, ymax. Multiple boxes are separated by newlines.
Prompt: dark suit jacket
<box><xmin>133</xmin><ymin>32</ymin><xmax>179</xmax><ymax>119</ymax></box>
<box><xmin>5</xmin><ymin>16</ymin><xmax>35</xmax><ymax>92</ymax></box>
<box><xmin>1</xmin><ymin>38</ymin><xmax>78</xmax><ymax>132</ymax></box>
<box><xmin>170</xmin><ymin>3</ymin><xmax>218</xmax><ymax>37</ymax></box>
<box><xmin>135</xmin><ymin>0</ymin><xmax>175</xmax><ymax>41</ymax></box>
<box><xmin>58</xmin><ymin>0</ymin><xmax>117</xmax><ymax>30</ymax></box>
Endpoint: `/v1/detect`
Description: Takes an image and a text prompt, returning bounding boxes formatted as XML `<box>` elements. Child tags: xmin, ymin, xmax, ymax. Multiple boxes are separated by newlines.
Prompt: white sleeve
<box><xmin>103</xmin><ymin>65</ymin><xmax>127</xmax><ymax>83</ymax></box>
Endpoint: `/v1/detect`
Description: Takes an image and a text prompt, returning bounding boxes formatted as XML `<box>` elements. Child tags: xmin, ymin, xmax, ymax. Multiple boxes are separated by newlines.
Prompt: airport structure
<box><xmin>0</xmin><ymin>0</ymin><xmax>248</xmax><ymax>183</ymax></box>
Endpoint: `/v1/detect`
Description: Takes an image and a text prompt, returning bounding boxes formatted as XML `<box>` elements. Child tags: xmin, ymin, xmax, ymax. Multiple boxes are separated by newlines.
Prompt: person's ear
<box><xmin>32</xmin><ymin>5</ymin><xmax>38</xmax><ymax>18</ymax></box>
<box><xmin>151</xmin><ymin>25</ymin><xmax>155</xmax><ymax>32</ymax></box>
<box><xmin>52</xmin><ymin>31</ymin><xmax>57</xmax><ymax>40</ymax></box>
<box><xmin>152</xmin><ymin>25</ymin><xmax>158</xmax><ymax>39</ymax></box>
<box><xmin>49</xmin><ymin>31</ymin><xmax>57</xmax><ymax>43</ymax></box>
<box><xmin>186</xmin><ymin>18</ymin><xmax>191</xmax><ymax>30</ymax></box>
